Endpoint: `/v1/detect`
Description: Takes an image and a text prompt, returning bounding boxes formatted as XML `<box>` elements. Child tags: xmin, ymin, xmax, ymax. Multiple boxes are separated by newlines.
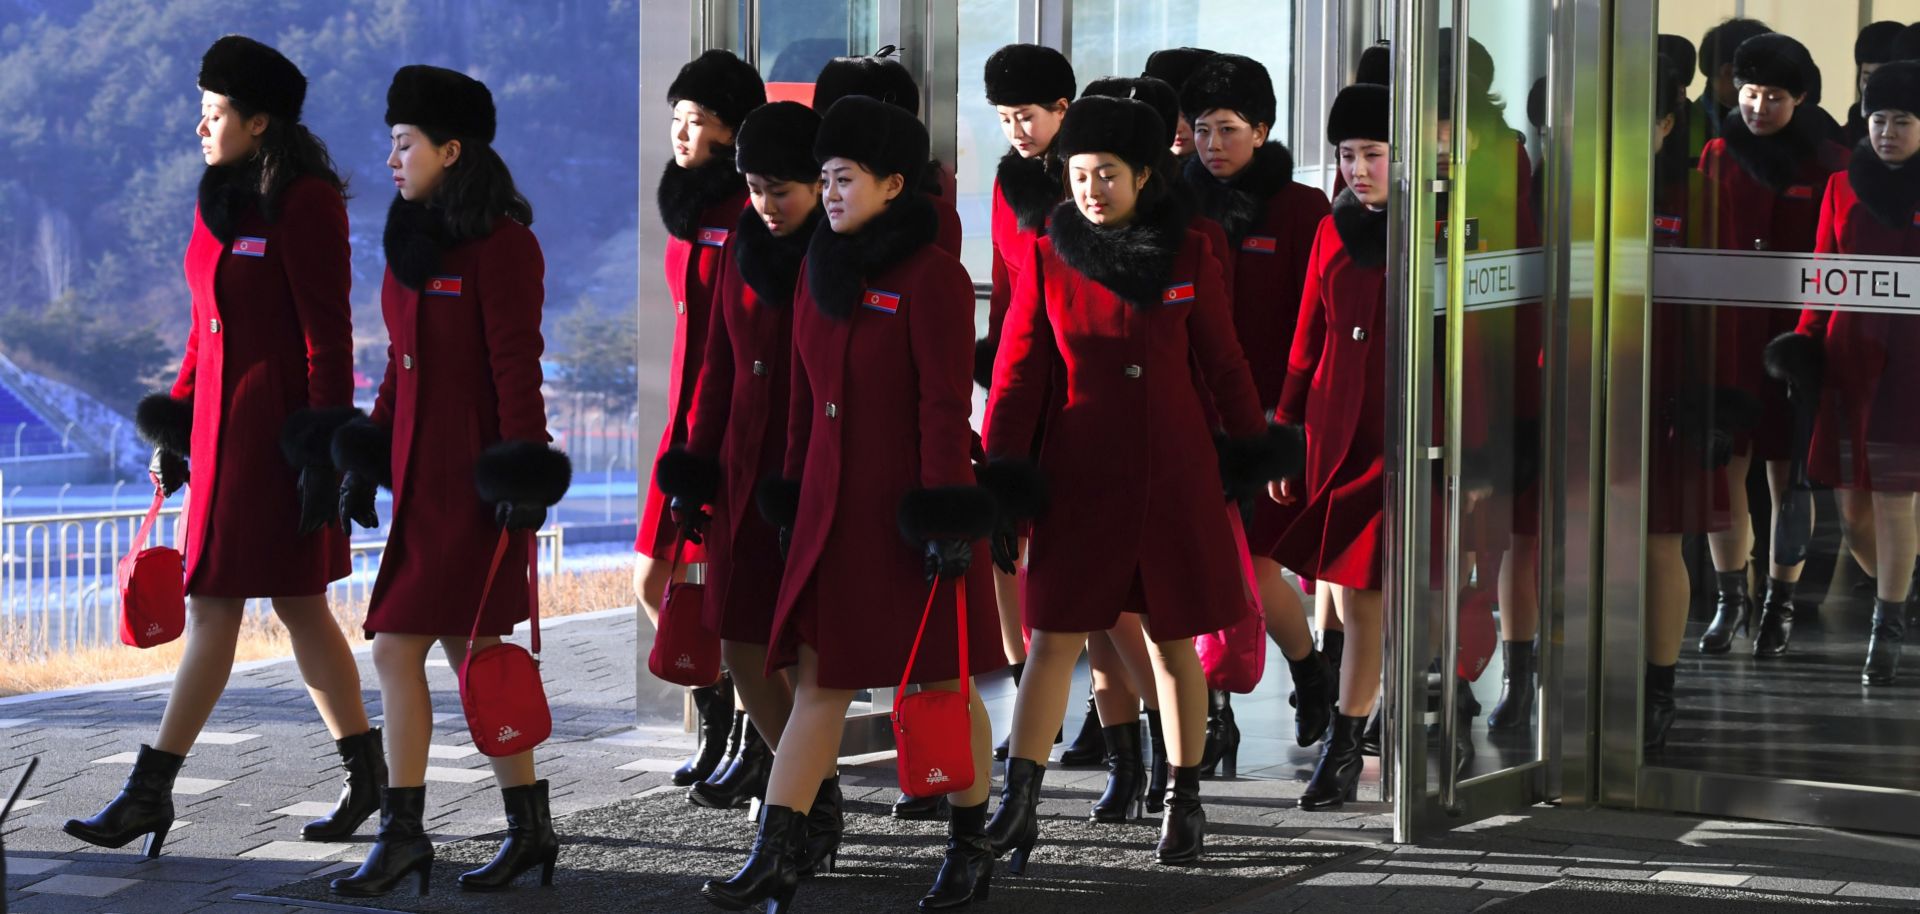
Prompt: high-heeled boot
<box><xmin>1155</xmin><ymin>765</ymin><xmax>1206</xmax><ymax>865</ymax></box>
<box><xmin>690</xmin><ymin>721</ymin><xmax>771</xmax><ymax>809</ymax></box>
<box><xmin>62</xmin><ymin>744</ymin><xmax>183</xmax><ymax>857</ymax></box>
<box><xmin>1089</xmin><ymin>722</ymin><xmax>1144</xmax><ymax>822</ymax></box>
<box><xmin>1198</xmin><ymin>691</ymin><xmax>1239</xmax><ymax>778</ymax></box>
<box><xmin>1864</xmin><ymin>598</ymin><xmax>1907</xmax><ymax>686</ymax></box>
<box><xmin>985</xmin><ymin>757</ymin><xmax>1045</xmax><ymax>875</ymax></box>
<box><xmin>796</xmin><ymin>775</ymin><xmax>842</xmax><ymax>876</ymax></box>
<box><xmin>330</xmin><ymin>786</ymin><xmax>433</xmax><ymax>897</ymax></box>
<box><xmin>1487</xmin><ymin>641</ymin><xmax>1536</xmax><ymax>731</ymax></box>
<box><xmin>919</xmin><ymin>801</ymin><xmax>993</xmax><ymax>910</ymax></box>
<box><xmin>1753</xmin><ymin>577</ymin><xmax>1797</xmax><ymax>657</ymax></box>
<box><xmin>1142</xmin><ymin>708</ymin><xmax>1170</xmax><ymax>813</ymax></box>
<box><xmin>1286</xmin><ymin>650</ymin><xmax>1336</xmax><ymax>746</ymax></box>
<box><xmin>701</xmin><ymin>804</ymin><xmax>802</xmax><ymax>912</ymax></box>
<box><xmin>1321</xmin><ymin>628</ymin><xmax>1345</xmax><ymax>674</ymax></box>
<box><xmin>1644</xmin><ymin>662</ymin><xmax>1677</xmax><ymax>750</ymax></box>
<box><xmin>993</xmin><ymin>663</ymin><xmax>1023</xmax><ymax>762</ymax></box>
<box><xmin>893</xmin><ymin>791</ymin><xmax>950</xmax><ymax>820</ymax></box>
<box><xmin>1300</xmin><ymin>714</ymin><xmax>1367</xmax><ymax>811</ymax></box>
<box><xmin>1359</xmin><ymin>708</ymin><xmax>1382</xmax><ymax>757</ymax></box>
<box><xmin>459</xmin><ymin>780</ymin><xmax>558</xmax><ymax>891</ymax></box>
<box><xmin>1698</xmin><ymin>566</ymin><xmax>1751</xmax><ymax>654</ymax></box>
<box><xmin>674</xmin><ymin>678</ymin><xmax>736</xmax><ymax>787</ymax></box>
<box><xmin>1057</xmin><ymin>688</ymin><xmax>1104</xmax><ymax>767</ymax></box>
<box><xmin>303</xmin><ymin>728</ymin><xmax>386</xmax><ymax>841</ymax></box>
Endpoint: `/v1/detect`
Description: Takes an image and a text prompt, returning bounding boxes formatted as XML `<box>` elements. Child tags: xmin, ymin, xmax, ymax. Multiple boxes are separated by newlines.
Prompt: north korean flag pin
<box><xmin>233</xmin><ymin>235</ymin><xmax>268</xmax><ymax>258</ymax></box>
<box><xmin>1162</xmin><ymin>282</ymin><xmax>1196</xmax><ymax>305</ymax></box>
<box><xmin>862</xmin><ymin>288</ymin><xmax>902</xmax><ymax>314</ymax></box>
<box><xmin>697</xmin><ymin>226</ymin><xmax>731</xmax><ymax>247</ymax></box>
<box><xmin>1241</xmin><ymin>235</ymin><xmax>1278</xmax><ymax>254</ymax></box>
<box><xmin>425</xmin><ymin>275</ymin><xmax>464</xmax><ymax>297</ymax></box>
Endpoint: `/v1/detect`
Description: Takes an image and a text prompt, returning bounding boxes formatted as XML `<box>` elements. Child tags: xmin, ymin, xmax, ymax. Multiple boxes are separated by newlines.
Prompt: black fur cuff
<box><xmin>280</xmin><ymin>407</ymin><xmax>364</xmax><ymax>470</ymax></box>
<box><xmin>654</xmin><ymin>447</ymin><xmax>721</xmax><ymax>505</ymax></box>
<box><xmin>897</xmin><ymin>485</ymin><xmax>998</xmax><ymax>545</ymax></box>
<box><xmin>1217</xmin><ymin>423</ymin><xmax>1306</xmax><ymax>495</ymax></box>
<box><xmin>1763</xmin><ymin>331</ymin><xmax>1822</xmax><ymax>390</ymax></box>
<box><xmin>973</xmin><ymin>336</ymin><xmax>998</xmax><ymax>390</ymax></box>
<box><xmin>330</xmin><ymin>416</ymin><xmax>394</xmax><ymax>489</ymax></box>
<box><xmin>135</xmin><ymin>393</ymin><xmax>193</xmax><ymax>457</ymax></box>
<box><xmin>474</xmin><ymin>441</ymin><xmax>573</xmax><ymax>507</ymax></box>
<box><xmin>756</xmin><ymin>477</ymin><xmax>802</xmax><ymax>528</ymax></box>
<box><xmin>976</xmin><ymin>458</ymin><xmax>1048</xmax><ymax>520</ymax></box>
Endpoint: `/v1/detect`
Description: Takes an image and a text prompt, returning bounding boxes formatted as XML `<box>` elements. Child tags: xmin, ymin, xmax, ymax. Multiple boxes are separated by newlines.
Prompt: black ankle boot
<box><xmin>920</xmin><ymin>801</ymin><xmax>993</xmax><ymax>910</ymax></box>
<box><xmin>1300</xmin><ymin>714</ymin><xmax>1367</xmax><ymax>810</ymax></box>
<box><xmin>1487</xmin><ymin>641</ymin><xmax>1537</xmax><ymax>730</ymax></box>
<box><xmin>674</xmin><ymin>678</ymin><xmax>736</xmax><ymax>787</ymax></box>
<box><xmin>994</xmin><ymin>664</ymin><xmax>1024</xmax><ymax>762</ymax></box>
<box><xmin>1864</xmin><ymin>598</ymin><xmax>1907</xmax><ymax>686</ymax></box>
<box><xmin>702</xmin><ymin>804</ymin><xmax>802</xmax><ymax>912</ymax></box>
<box><xmin>1753</xmin><ymin>577</ymin><xmax>1796</xmax><ymax>657</ymax></box>
<box><xmin>1644</xmin><ymin>663</ymin><xmax>1677</xmax><ymax>750</ymax></box>
<box><xmin>1321</xmin><ymin>628</ymin><xmax>1345</xmax><ymax>674</ymax></box>
<box><xmin>1057</xmin><ymin>689</ymin><xmax>1104</xmax><ymax>767</ymax></box>
<box><xmin>62</xmin><ymin>744</ymin><xmax>183</xmax><ymax>857</ymax></box>
<box><xmin>1359</xmin><ymin>708</ymin><xmax>1382</xmax><ymax>756</ymax></box>
<box><xmin>1090</xmin><ymin>722</ymin><xmax>1145</xmax><ymax>822</ymax></box>
<box><xmin>331</xmin><ymin>786</ymin><xmax>434</xmax><ymax>897</ymax></box>
<box><xmin>1142</xmin><ymin>707</ymin><xmax>1170</xmax><ymax>814</ymax></box>
<box><xmin>1198</xmin><ymin>691</ymin><xmax>1239</xmax><ymax>778</ymax></box>
<box><xmin>303</xmin><ymin>728</ymin><xmax>386</xmax><ymax>841</ymax></box>
<box><xmin>986</xmin><ymin>757</ymin><xmax>1045</xmax><ymax>875</ymax></box>
<box><xmin>690</xmin><ymin>721</ymin><xmax>771</xmax><ymax>810</ymax></box>
<box><xmin>797</xmin><ymin>775</ymin><xmax>843</xmax><ymax>876</ymax></box>
<box><xmin>458</xmin><ymin>780</ymin><xmax>558</xmax><ymax>891</ymax></box>
<box><xmin>1699</xmin><ymin>566</ymin><xmax>1751</xmax><ymax>654</ymax></box>
<box><xmin>893</xmin><ymin>791</ymin><xmax>950</xmax><ymax>820</ymax></box>
<box><xmin>1155</xmin><ymin>765</ymin><xmax>1205</xmax><ymax>865</ymax></box>
<box><xmin>1287</xmin><ymin>650</ymin><xmax>1337</xmax><ymax>746</ymax></box>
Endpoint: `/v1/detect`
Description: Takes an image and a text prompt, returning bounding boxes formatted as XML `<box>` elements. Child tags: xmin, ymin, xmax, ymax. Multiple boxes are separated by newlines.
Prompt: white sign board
<box><xmin>1652</xmin><ymin>248</ymin><xmax>1920</xmax><ymax>314</ymax></box>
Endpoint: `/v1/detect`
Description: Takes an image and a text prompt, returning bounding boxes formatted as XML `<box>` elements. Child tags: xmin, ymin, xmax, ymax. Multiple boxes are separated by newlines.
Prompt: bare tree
<box><xmin>32</xmin><ymin>205</ymin><xmax>74</xmax><ymax>303</ymax></box>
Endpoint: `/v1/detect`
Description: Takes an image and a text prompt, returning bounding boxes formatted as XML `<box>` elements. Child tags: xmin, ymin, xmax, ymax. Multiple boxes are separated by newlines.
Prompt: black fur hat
<box><xmin>1180</xmin><ymin>53</ymin><xmax>1276</xmax><ymax>128</ymax></box>
<box><xmin>1142</xmin><ymin>47</ymin><xmax>1214</xmax><ymax>93</ymax></box>
<box><xmin>1355</xmin><ymin>43</ymin><xmax>1391</xmax><ymax>86</ymax></box>
<box><xmin>198</xmin><ymin>35</ymin><xmax>306</xmax><ymax>122</ymax></box>
<box><xmin>1327</xmin><ymin>83</ymin><xmax>1389</xmax><ymax>145</ymax></box>
<box><xmin>1056</xmin><ymin>95</ymin><xmax>1166</xmax><ymax>172</ymax></box>
<box><xmin>736</xmin><ymin>101</ymin><xmax>822</xmax><ymax>183</ymax></box>
<box><xmin>667</xmin><ymin>49</ymin><xmax>766</xmax><ymax>129</ymax></box>
<box><xmin>1732</xmin><ymin>32</ymin><xmax>1812</xmax><ymax>96</ymax></box>
<box><xmin>815</xmin><ymin>94</ymin><xmax>928</xmax><ymax>183</ymax></box>
<box><xmin>984</xmin><ymin>43</ymin><xmax>1076</xmax><ymax>108</ymax></box>
<box><xmin>1858</xmin><ymin>20</ymin><xmax>1904</xmax><ymax>65</ymax></box>
<box><xmin>814</xmin><ymin>50</ymin><xmax>920</xmax><ymax>116</ymax></box>
<box><xmin>1864</xmin><ymin>60</ymin><xmax>1920</xmax><ymax>117</ymax></box>
<box><xmin>1658</xmin><ymin>35</ymin><xmax>1697</xmax><ymax>86</ymax></box>
<box><xmin>385</xmin><ymin>65</ymin><xmax>496</xmax><ymax>143</ymax></box>
<box><xmin>1082</xmin><ymin>77</ymin><xmax>1180</xmax><ymax>148</ymax></box>
<box><xmin>1893</xmin><ymin>24</ymin><xmax>1920</xmax><ymax>64</ymax></box>
<box><xmin>1700</xmin><ymin>18</ymin><xmax>1772</xmax><ymax>77</ymax></box>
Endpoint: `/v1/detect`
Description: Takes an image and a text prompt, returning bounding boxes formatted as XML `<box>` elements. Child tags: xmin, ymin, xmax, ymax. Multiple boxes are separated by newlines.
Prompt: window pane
<box><xmin>1069</xmin><ymin>0</ymin><xmax>1293</xmax><ymax>138</ymax></box>
<box><xmin>957</xmin><ymin>0</ymin><xmax>1021</xmax><ymax>282</ymax></box>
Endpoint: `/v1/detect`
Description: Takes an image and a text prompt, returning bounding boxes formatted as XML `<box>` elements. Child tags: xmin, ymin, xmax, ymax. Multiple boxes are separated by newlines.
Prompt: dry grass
<box><xmin>0</xmin><ymin>568</ymin><xmax>631</xmax><ymax>698</ymax></box>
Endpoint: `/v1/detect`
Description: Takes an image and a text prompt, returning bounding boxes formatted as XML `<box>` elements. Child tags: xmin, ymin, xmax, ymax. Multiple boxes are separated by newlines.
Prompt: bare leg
<box><xmin>1707</xmin><ymin>450</ymin><xmax>1755</xmax><ymax>573</ymax></box>
<box><xmin>722</xmin><ymin>640</ymin><xmax>793</xmax><ymax>749</ymax></box>
<box><xmin>994</xmin><ymin>542</ymin><xmax>1028</xmax><ymax>664</ymax></box>
<box><xmin>1841</xmin><ymin>486</ymin><xmax>1878</xmax><ymax>578</ymax></box>
<box><xmin>1646</xmin><ymin>534</ymin><xmax>1690</xmax><ymax>666</ymax></box>
<box><xmin>1086</xmin><ymin>630</ymin><xmax>1140</xmax><ymax>725</ymax></box>
<box><xmin>1253</xmin><ymin>557</ymin><xmax>1313</xmax><ymax>661</ymax></box>
<box><xmin>1099</xmin><ymin>616</ymin><xmax>1160</xmax><ymax>711</ymax></box>
<box><xmin>762</xmin><ymin>645</ymin><xmax>854</xmax><ymax>813</ymax></box>
<box><xmin>1140</xmin><ymin>625</ymin><xmax>1208</xmax><ymax>766</ymax></box>
<box><xmin>439</xmin><ymin>637</ymin><xmax>536</xmax><ymax>788</ymax></box>
<box><xmin>1498</xmin><ymin>538</ymin><xmax>1541</xmax><ymax>642</ymax></box>
<box><xmin>152</xmin><ymin>596</ymin><xmax>247</xmax><ymax>755</ymax></box>
<box><xmin>1333</xmin><ymin>586</ymin><xmax>1385</xmax><ymax>717</ymax></box>
<box><xmin>370</xmin><ymin>633</ymin><xmax>437</xmax><ymax>787</ymax></box>
<box><xmin>1009</xmin><ymin>630</ymin><xmax>1086</xmax><ymax>761</ymax></box>
<box><xmin>632</xmin><ymin>553</ymin><xmax>687</xmax><ymax>631</ymax></box>
<box><xmin>1315</xmin><ymin>584</ymin><xmax>1339</xmax><ymax>634</ymax></box>
<box><xmin>1765</xmin><ymin>458</ymin><xmax>1809</xmax><ymax>582</ymax></box>
<box><xmin>1874</xmin><ymin>493</ymin><xmax>1918</xmax><ymax>603</ymax></box>
<box><xmin>271</xmin><ymin>594</ymin><xmax>370</xmax><ymax>740</ymax></box>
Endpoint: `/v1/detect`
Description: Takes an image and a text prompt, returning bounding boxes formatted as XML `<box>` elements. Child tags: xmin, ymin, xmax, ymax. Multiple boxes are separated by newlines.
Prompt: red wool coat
<box><xmin>364</xmin><ymin>218</ymin><xmax>551</xmax><ymax>637</ymax></box>
<box><xmin>984</xmin><ymin>220</ymin><xmax>1260</xmax><ymax>641</ymax></box>
<box><xmin>1648</xmin><ymin>170</ymin><xmax>1731</xmax><ymax>534</ymax></box>
<box><xmin>171</xmin><ymin>174</ymin><xmax>351</xmax><ymax>597</ymax></box>
<box><xmin>772</xmin><ymin>227</ymin><xmax>1002</xmax><ymax>690</ymax></box>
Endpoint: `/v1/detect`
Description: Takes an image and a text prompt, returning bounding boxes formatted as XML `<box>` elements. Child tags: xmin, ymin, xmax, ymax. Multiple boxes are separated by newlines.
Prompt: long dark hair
<box><xmin>226</xmin><ymin>97</ymin><xmax>347</xmax><ymax>211</ymax></box>
<box><xmin>420</xmin><ymin>126</ymin><xmax>534</xmax><ymax>239</ymax></box>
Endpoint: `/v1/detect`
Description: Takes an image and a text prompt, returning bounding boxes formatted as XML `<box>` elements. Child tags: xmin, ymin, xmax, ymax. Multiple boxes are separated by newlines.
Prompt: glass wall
<box><xmin>955</xmin><ymin>0</ymin><xmax>1021</xmax><ymax>283</ymax></box>
<box><xmin>1068</xmin><ymin>1</ymin><xmax>1293</xmax><ymax>144</ymax></box>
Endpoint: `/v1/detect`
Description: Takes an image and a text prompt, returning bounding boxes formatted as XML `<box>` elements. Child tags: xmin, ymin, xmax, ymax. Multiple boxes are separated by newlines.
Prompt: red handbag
<box><xmin>1195</xmin><ymin>508</ymin><xmax>1268</xmax><ymax>694</ymax></box>
<box><xmin>458</xmin><ymin>530</ymin><xmax>552</xmax><ymax>758</ymax></box>
<box><xmin>116</xmin><ymin>487</ymin><xmax>185</xmax><ymax>649</ymax></box>
<box><xmin>893</xmin><ymin>577</ymin><xmax>975</xmax><ymax>799</ymax></box>
<box><xmin>646</xmin><ymin>540</ymin><xmax>720</xmax><ymax>686</ymax></box>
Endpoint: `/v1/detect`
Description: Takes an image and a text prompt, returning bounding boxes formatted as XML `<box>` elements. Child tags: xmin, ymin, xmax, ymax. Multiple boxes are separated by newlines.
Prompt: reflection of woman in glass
<box><xmin>1844</xmin><ymin>22</ymin><xmax>1903</xmax><ymax>146</ymax></box>
<box><xmin>810</xmin><ymin>50</ymin><xmax>963</xmax><ymax>258</ymax></box>
<box><xmin>1272</xmin><ymin>83</ymin><xmax>1391</xmax><ymax>809</ymax></box>
<box><xmin>1776</xmin><ymin>61</ymin><xmax>1920</xmax><ymax>686</ymax></box>
<box><xmin>1697</xmin><ymin>34</ymin><xmax>1850</xmax><ymax>659</ymax></box>
<box><xmin>1142</xmin><ymin>47</ymin><xmax>1215</xmax><ymax>167</ymax></box>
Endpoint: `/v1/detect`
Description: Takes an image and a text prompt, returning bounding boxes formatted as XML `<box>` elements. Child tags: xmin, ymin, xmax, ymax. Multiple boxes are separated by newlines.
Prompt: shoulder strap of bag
<box><xmin>463</xmin><ymin>529</ymin><xmax>516</xmax><ymax>671</ymax></box>
<box><xmin>659</xmin><ymin>536</ymin><xmax>686</xmax><ymax>609</ymax></box>
<box><xmin>526</xmin><ymin>530</ymin><xmax>541</xmax><ymax>657</ymax></box>
<box><xmin>1226</xmin><ymin>509</ymin><xmax>1265</xmax><ymax>615</ymax></box>
<box><xmin>896</xmin><ymin>575</ymin><xmax>970</xmax><ymax>704</ymax></box>
<box><xmin>128</xmin><ymin>487</ymin><xmax>165</xmax><ymax>558</ymax></box>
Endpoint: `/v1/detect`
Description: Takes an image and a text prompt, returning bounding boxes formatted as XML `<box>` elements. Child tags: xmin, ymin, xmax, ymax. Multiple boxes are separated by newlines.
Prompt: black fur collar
<box><xmin>1330</xmin><ymin>189</ymin><xmax>1387</xmax><ymax>268</ymax></box>
<box><xmin>804</xmin><ymin>193</ymin><xmax>939</xmax><ymax>321</ymax></box>
<box><xmin>1182</xmin><ymin>142</ymin><xmax>1296</xmax><ymax>243</ymax></box>
<box><xmin>658</xmin><ymin>151</ymin><xmax>746</xmax><ymax>242</ymax></box>
<box><xmin>383</xmin><ymin>194</ymin><xmax>454</xmax><ymax>292</ymax></box>
<box><xmin>997</xmin><ymin>149</ymin><xmax>1062</xmax><ymax>234</ymax></box>
<box><xmin>198</xmin><ymin>164</ymin><xmax>266</xmax><ymax>246</ymax></box>
<box><xmin>1720</xmin><ymin>109</ymin><xmax>1828</xmax><ymax>194</ymax></box>
<box><xmin>1047</xmin><ymin>198</ymin><xmax>1188</xmax><ymax>310</ymax></box>
<box><xmin>733</xmin><ymin>205</ymin><xmax>820</xmax><ymax>306</ymax></box>
<box><xmin>1847</xmin><ymin>139</ymin><xmax>1920</xmax><ymax>230</ymax></box>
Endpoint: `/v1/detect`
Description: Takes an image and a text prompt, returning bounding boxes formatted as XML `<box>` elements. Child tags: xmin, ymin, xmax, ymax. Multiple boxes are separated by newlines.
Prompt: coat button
<box><xmin>1352</xmin><ymin>327</ymin><xmax>1368</xmax><ymax>342</ymax></box>
<box><xmin>1123</xmin><ymin>364</ymin><xmax>1143</xmax><ymax>379</ymax></box>
<box><xmin>752</xmin><ymin>360</ymin><xmax>768</xmax><ymax>377</ymax></box>
<box><xmin>825</xmin><ymin>402</ymin><xmax>839</xmax><ymax>419</ymax></box>
<box><xmin>676</xmin><ymin>300</ymin><xmax>686</xmax><ymax>315</ymax></box>
<box><xmin>209</xmin><ymin>318</ymin><xmax>221</xmax><ymax>334</ymax></box>
<box><xmin>402</xmin><ymin>354</ymin><xmax>414</xmax><ymax>370</ymax></box>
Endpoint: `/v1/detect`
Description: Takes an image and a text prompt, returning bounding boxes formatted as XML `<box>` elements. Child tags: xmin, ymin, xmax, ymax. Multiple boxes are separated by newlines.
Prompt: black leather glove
<box><xmin>923</xmin><ymin>538</ymin><xmax>973</xmax><ymax>583</ymax></box>
<box><xmin>338</xmin><ymin>471</ymin><xmax>380</xmax><ymax>531</ymax></box>
<box><xmin>777</xmin><ymin>525</ymin><xmax>792</xmax><ymax>559</ymax></box>
<box><xmin>496</xmin><ymin>501</ymin><xmax>547</xmax><ymax>531</ymax></box>
<box><xmin>295</xmin><ymin>465</ymin><xmax>335</xmax><ymax>536</ymax></box>
<box><xmin>148</xmin><ymin>447</ymin><xmax>187</xmax><ymax>497</ymax></box>
<box><xmin>990</xmin><ymin>520</ymin><xmax>1020</xmax><ymax>575</ymax></box>
<box><xmin>669</xmin><ymin>494</ymin><xmax>710</xmax><ymax>545</ymax></box>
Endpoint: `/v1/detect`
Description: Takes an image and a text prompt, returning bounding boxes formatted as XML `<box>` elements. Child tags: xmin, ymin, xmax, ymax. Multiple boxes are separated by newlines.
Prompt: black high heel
<box><xmin>690</xmin><ymin>721</ymin><xmax>771</xmax><ymax>809</ymax></box>
<box><xmin>919</xmin><ymin>801</ymin><xmax>994</xmax><ymax>910</ymax></box>
<box><xmin>331</xmin><ymin>786</ymin><xmax>435</xmax><ymax>897</ymax></box>
<box><xmin>1286</xmin><ymin>649</ymin><xmax>1337</xmax><ymax>746</ymax></box>
<box><xmin>1057</xmin><ymin>690</ymin><xmax>1104</xmax><ymax>767</ymax></box>
<box><xmin>674</xmin><ymin>679</ymin><xmax>736</xmax><ymax>787</ymax></box>
<box><xmin>303</xmin><ymin>728</ymin><xmax>386</xmax><ymax>841</ymax></box>
<box><xmin>1864</xmin><ymin>598</ymin><xmax>1906</xmax><ymax>686</ymax></box>
<box><xmin>1090</xmin><ymin>722</ymin><xmax>1145</xmax><ymax>822</ymax></box>
<box><xmin>1698</xmin><ymin>566</ymin><xmax>1751</xmax><ymax>654</ymax></box>
<box><xmin>1198</xmin><ymin>691</ymin><xmax>1239</xmax><ymax>778</ymax></box>
<box><xmin>1154</xmin><ymin>765</ymin><xmax>1206</xmax><ymax>865</ymax></box>
<box><xmin>1300</xmin><ymin>714</ymin><xmax>1367</xmax><ymax>810</ymax></box>
<box><xmin>797</xmin><ymin>776</ymin><xmax>843</xmax><ymax>876</ymax></box>
<box><xmin>63</xmin><ymin>744</ymin><xmax>183</xmax><ymax>858</ymax></box>
<box><xmin>1644</xmin><ymin>663</ymin><xmax>1677</xmax><ymax>750</ymax></box>
<box><xmin>986</xmin><ymin>757</ymin><xmax>1044</xmax><ymax>875</ymax></box>
<box><xmin>1487</xmin><ymin>641</ymin><xmax>1536</xmax><ymax>731</ymax></box>
<box><xmin>459</xmin><ymin>780</ymin><xmax>559</xmax><ymax>891</ymax></box>
<box><xmin>1753</xmin><ymin>577</ymin><xmax>1797</xmax><ymax>657</ymax></box>
<box><xmin>1142</xmin><ymin>708</ymin><xmax>1170</xmax><ymax>813</ymax></box>
<box><xmin>701</xmin><ymin>804</ymin><xmax>803</xmax><ymax>912</ymax></box>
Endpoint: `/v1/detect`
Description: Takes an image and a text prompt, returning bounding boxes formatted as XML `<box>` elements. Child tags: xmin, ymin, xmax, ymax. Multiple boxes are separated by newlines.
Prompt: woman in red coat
<box><xmin>653</xmin><ymin>102</ymin><xmax>822</xmax><ymax>814</ymax></box>
<box><xmin>328</xmin><ymin>66</ymin><xmax>570</xmax><ymax>898</ymax></box>
<box><xmin>810</xmin><ymin>48</ymin><xmax>963</xmax><ymax>258</ymax></box>
<box><xmin>67</xmin><ymin>36</ymin><xmax>374</xmax><ymax>859</ymax></box>
<box><xmin>981</xmin><ymin>96</ymin><xmax>1297</xmax><ymax>868</ymax></box>
<box><xmin>1179</xmin><ymin>52</ymin><xmax>1334</xmax><ymax>771</ymax></box>
<box><xmin>701</xmin><ymin>96</ymin><xmax>1003</xmax><ymax>913</ymax></box>
<box><xmin>1767</xmin><ymin>61</ymin><xmax>1920</xmax><ymax>686</ymax></box>
<box><xmin>1271</xmin><ymin>84</ymin><xmax>1392</xmax><ymax>810</ymax></box>
<box><xmin>639</xmin><ymin>50</ymin><xmax>765</xmax><ymax>789</ymax></box>
<box><xmin>1697</xmin><ymin>34</ymin><xmax>1850</xmax><ymax>657</ymax></box>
